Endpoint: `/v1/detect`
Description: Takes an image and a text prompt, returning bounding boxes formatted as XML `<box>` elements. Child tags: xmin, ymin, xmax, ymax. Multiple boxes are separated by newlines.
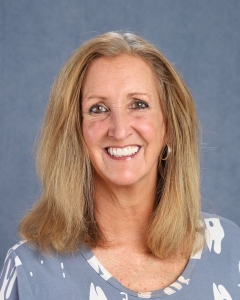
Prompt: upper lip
<box><xmin>105</xmin><ymin>145</ymin><xmax>141</xmax><ymax>149</ymax></box>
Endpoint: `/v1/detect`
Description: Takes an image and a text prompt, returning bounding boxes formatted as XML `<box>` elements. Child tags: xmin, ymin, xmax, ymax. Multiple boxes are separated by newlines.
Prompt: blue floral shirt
<box><xmin>1</xmin><ymin>214</ymin><xmax>240</xmax><ymax>299</ymax></box>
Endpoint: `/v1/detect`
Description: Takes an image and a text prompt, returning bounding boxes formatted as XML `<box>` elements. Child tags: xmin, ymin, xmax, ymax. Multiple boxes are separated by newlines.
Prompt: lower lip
<box><xmin>104</xmin><ymin>147</ymin><xmax>141</xmax><ymax>160</ymax></box>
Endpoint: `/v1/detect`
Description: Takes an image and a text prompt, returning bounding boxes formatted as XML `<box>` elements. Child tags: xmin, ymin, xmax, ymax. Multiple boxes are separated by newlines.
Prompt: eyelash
<box><xmin>89</xmin><ymin>100</ymin><xmax>149</xmax><ymax>114</ymax></box>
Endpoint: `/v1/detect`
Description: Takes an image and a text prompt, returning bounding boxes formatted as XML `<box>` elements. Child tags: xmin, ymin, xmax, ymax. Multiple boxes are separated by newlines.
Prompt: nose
<box><xmin>107</xmin><ymin>109</ymin><xmax>132</xmax><ymax>140</ymax></box>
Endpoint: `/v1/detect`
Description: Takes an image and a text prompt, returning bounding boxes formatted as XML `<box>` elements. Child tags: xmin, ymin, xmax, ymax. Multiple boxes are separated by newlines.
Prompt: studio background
<box><xmin>1</xmin><ymin>0</ymin><xmax>240</xmax><ymax>266</ymax></box>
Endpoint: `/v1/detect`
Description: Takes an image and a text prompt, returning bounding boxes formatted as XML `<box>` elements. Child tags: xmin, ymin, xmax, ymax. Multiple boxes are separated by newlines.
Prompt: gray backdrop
<box><xmin>1</xmin><ymin>0</ymin><xmax>240</xmax><ymax>266</ymax></box>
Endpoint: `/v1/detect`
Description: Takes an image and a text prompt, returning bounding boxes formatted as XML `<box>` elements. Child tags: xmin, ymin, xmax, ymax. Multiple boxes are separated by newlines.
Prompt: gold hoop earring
<box><xmin>161</xmin><ymin>144</ymin><xmax>171</xmax><ymax>161</ymax></box>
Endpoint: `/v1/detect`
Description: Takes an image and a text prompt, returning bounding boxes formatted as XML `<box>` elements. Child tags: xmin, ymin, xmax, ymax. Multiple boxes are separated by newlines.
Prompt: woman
<box><xmin>1</xmin><ymin>32</ymin><xmax>239</xmax><ymax>299</ymax></box>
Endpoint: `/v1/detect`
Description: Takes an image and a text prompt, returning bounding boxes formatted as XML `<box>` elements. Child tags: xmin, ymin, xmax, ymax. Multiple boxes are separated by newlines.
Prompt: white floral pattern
<box><xmin>0</xmin><ymin>215</ymin><xmax>239</xmax><ymax>299</ymax></box>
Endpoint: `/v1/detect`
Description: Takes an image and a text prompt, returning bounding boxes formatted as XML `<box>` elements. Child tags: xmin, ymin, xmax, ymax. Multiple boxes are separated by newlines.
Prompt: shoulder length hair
<box><xmin>19</xmin><ymin>31</ymin><xmax>204</xmax><ymax>259</ymax></box>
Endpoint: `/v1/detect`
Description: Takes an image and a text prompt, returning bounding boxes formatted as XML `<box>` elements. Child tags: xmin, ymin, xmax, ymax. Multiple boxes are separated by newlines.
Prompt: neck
<box><xmin>93</xmin><ymin>176</ymin><xmax>156</xmax><ymax>251</ymax></box>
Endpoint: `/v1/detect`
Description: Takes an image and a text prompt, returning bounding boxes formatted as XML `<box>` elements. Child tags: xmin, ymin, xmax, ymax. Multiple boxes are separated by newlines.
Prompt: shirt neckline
<box><xmin>80</xmin><ymin>244</ymin><xmax>204</xmax><ymax>298</ymax></box>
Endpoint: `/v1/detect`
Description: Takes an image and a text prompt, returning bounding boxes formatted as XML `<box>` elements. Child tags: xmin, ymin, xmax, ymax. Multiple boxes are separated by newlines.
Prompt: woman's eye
<box><xmin>89</xmin><ymin>104</ymin><xmax>108</xmax><ymax>114</ymax></box>
<box><xmin>131</xmin><ymin>100</ymin><xmax>149</xmax><ymax>109</ymax></box>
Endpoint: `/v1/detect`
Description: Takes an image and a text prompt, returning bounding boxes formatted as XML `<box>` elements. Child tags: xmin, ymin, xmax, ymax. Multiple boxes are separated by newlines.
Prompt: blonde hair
<box><xmin>19</xmin><ymin>32</ymin><xmax>203</xmax><ymax>258</ymax></box>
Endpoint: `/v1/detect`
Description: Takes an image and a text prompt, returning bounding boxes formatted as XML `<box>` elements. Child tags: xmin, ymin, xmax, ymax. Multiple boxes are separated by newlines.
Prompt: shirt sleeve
<box><xmin>0</xmin><ymin>248</ymin><xmax>33</xmax><ymax>300</ymax></box>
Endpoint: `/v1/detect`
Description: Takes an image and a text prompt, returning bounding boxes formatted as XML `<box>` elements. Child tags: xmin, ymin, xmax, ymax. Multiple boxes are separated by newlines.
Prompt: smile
<box><xmin>106</xmin><ymin>146</ymin><xmax>140</xmax><ymax>157</ymax></box>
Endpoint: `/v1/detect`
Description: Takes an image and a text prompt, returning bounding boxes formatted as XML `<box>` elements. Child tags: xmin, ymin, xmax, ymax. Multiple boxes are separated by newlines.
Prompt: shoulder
<box><xmin>3</xmin><ymin>241</ymin><xmax>42</xmax><ymax>270</ymax></box>
<box><xmin>1</xmin><ymin>241</ymin><xmax>30</xmax><ymax>277</ymax></box>
<box><xmin>5</xmin><ymin>241</ymin><xmax>79</xmax><ymax>272</ymax></box>
<box><xmin>7</xmin><ymin>240</ymin><xmax>38</xmax><ymax>257</ymax></box>
<box><xmin>202</xmin><ymin>212</ymin><xmax>240</xmax><ymax>233</ymax></box>
<box><xmin>1</xmin><ymin>241</ymin><xmax>86</xmax><ymax>299</ymax></box>
<box><xmin>202</xmin><ymin>212</ymin><xmax>240</xmax><ymax>254</ymax></box>
<box><xmin>1</xmin><ymin>241</ymin><xmax>41</xmax><ymax>280</ymax></box>
<box><xmin>0</xmin><ymin>241</ymin><xmax>35</xmax><ymax>300</ymax></box>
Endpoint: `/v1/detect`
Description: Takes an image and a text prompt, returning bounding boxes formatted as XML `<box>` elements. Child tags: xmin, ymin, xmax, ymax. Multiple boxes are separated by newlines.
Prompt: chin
<box><xmin>98</xmin><ymin>172</ymin><xmax>142</xmax><ymax>188</ymax></box>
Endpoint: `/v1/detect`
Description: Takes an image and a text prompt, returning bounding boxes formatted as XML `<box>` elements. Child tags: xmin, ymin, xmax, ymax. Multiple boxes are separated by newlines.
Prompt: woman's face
<box><xmin>82</xmin><ymin>54</ymin><xmax>166</xmax><ymax>187</ymax></box>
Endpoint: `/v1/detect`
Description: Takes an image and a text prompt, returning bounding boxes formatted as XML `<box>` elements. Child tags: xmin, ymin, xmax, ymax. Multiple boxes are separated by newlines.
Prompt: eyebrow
<box><xmin>83</xmin><ymin>92</ymin><xmax>150</xmax><ymax>102</ymax></box>
<box><xmin>83</xmin><ymin>96</ymin><xmax>108</xmax><ymax>103</ymax></box>
<box><xmin>128</xmin><ymin>92</ymin><xmax>150</xmax><ymax>97</ymax></box>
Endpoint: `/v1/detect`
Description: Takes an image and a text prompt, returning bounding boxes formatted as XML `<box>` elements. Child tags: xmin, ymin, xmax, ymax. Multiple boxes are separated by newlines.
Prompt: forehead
<box><xmin>81</xmin><ymin>54</ymin><xmax>158</xmax><ymax>96</ymax></box>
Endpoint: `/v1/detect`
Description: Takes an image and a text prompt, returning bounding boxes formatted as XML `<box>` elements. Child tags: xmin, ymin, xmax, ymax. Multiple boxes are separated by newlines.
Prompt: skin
<box><xmin>82</xmin><ymin>55</ymin><xmax>165</xmax><ymax>189</ymax></box>
<box><xmin>81</xmin><ymin>55</ymin><xmax>187</xmax><ymax>292</ymax></box>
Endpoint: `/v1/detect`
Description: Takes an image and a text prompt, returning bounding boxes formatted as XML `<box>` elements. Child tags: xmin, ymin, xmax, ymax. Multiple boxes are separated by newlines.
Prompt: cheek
<box><xmin>82</xmin><ymin>119</ymin><xmax>105</xmax><ymax>147</ymax></box>
<box><xmin>136</xmin><ymin>115</ymin><xmax>165</xmax><ymax>144</ymax></box>
<box><xmin>82</xmin><ymin>122</ymin><xmax>96</xmax><ymax>147</ymax></box>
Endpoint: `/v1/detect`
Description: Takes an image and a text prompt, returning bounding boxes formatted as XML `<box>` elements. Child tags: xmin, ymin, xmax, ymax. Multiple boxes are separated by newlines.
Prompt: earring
<box><xmin>161</xmin><ymin>144</ymin><xmax>171</xmax><ymax>161</ymax></box>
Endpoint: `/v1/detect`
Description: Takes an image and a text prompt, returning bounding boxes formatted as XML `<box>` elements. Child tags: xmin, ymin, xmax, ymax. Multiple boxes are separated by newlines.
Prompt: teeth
<box><xmin>107</xmin><ymin>146</ymin><xmax>139</xmax><ymax>157</ymax></box>
<box><xmin>117</xmin><ymin>148</ymin><xmax>122</xmax><ymax>156</ymax></box>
